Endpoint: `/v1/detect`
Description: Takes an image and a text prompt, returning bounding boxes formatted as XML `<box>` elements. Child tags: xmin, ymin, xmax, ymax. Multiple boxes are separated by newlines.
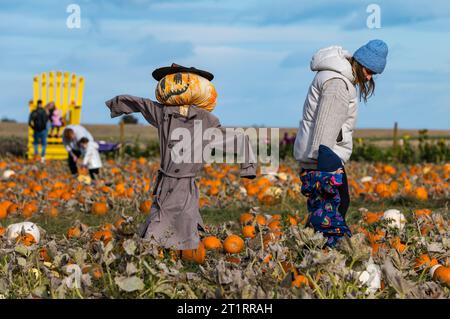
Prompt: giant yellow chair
<box><xmin>28</xmin><ymin>71</ymin><xmax>84</xmax><ymax>160</ymax></box>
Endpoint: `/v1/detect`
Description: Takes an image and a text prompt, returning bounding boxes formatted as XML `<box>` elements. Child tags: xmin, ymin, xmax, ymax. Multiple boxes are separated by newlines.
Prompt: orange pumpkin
<box><xmin>91</xmin><ymin>202</ymin><xmax>108</xmax><ymax>215</ymax></box>
<box><xmin>263</xmin><ymin>254</ymin><xmax>272</xmax><ymax>263</ymax></box>
<box><xmin>0</xmin><ymin>200</ymin><xmax>13</xmax><ymax>210</ymax></box>
<box><xmin>47</xmin><ymin>206</ymin><xmax>59</xmax><ymax>218</ymax></box>
<box><xmin>431</xmin><ymin>265</ymin><xmax>450</xmax><ymax>285</ymax></box>
<box><xmin>7</xmin><ymin>203</ymin><xmax>18</xmax><ymax>214</ymax></box>
<box><xmin>367</xmin><ymin>229</ymin><xmax>385</xmax><ymax>244</ymax></box>
<box><xmin>281</xmin><ymin>262</ymin><xmax>298</xmax><ymax>276</ymax></box>
<box><xmin>255</xmin><ymin>214</ymin><xmax>267</xmax><ymax>226</ymax></box>
<box><xmin>91</xmin><ymin>264</ymin><xmax>104</xmax><ymax>279</ymax></box>
<box><xmin>114</xmin><ymin>218</ymin><xmax>125</xmax><ymax>230</ymax></box>
<box><xmin>383</xmin><ymin>165</ymin><xmax>397</xmax><ymax>175</ymax></box>
<box><xmin>415</xmin><ymin>187</ymin><xmax>428</xmax><ymax>201</ymax></box>
<box><xmin>125</xmin><ymin>188</ymin><xmax>134</xmax><ymax>198</ymax></box>
<box><xmin>16</xmin><ymin>233</ymin><xmax>36</xmax><ymax>246</ymax></box>
<box><xmin>181</xmin><ymin>242</ymin><xmax>206</xmax><ymax>264</ymax></box>
<box><xmin>292</xmin><ymin>274</ymin><xmax>309</xmax><ymax>288</ymax></box>
<box><xmin>364</xmin><ymin>212</ymin><xmax>383</xmax><ymax>224</ymax></box>
<box><xmin>390</xmin><ymin>237</ymin><xmax>407</xmax><ymax>253</ymax></box>
<box><xmin>268</xmin><ymin>220</ymin><xmax>281</xmax><ymax>231</ymax></box>
<box><xmin>270</xmin><ymin>214</ymin><xmax>282</xmax><ymax>221</ymax></box>
<box><xmin>287</xmin><ymin>215</ymin><xmax>298</xmax><ymax>226</ymax></box>
<box><xmin>115</xmin><ymin>183</ymin><xmax>126</xmax><ymax>195</ymax></box>
<box><xmin>22</xmin><ymin>203</ymin><xmax>38</xmax><ymax>218</ymax></box>
<box><xmin>39</xmin><ymin>248</ymin><xmax>51</xmax><ymax>262</ymax></box>
<box><xmin>139</xmin><ymin>200</ymin><xmax>152</xmax><ymax>214</ymax></box>
<box><xmin>67</xmin><ymin>226</ymin><xmax>81</xmax><ymax>239</ymax></box>
<box><xmin>414</xmin><ymin>209</ymin><xmax>432</xmax><ymax>219</ymax></box>
<box><xmin>415</xmin><ymin>254</ymin><xmax>438</xmax><ymax>269</ymax></box>
<box><xmin>242</xmin><ymin>225</ymin><xmax>256</xmax><ymax>239</ymax></box>
<box><xmin>375</xmin><ymin>183</ymin><xmax>391</xmax><ymax>198</ymax></box>
<box><xmin>61</xmin><ymin>192</ymin><xmax>72</xmax><ymax>201</ymax></box>
<box><xmin>0</xmin><ymin>206</ymin><xmax>7</xmax><ymax>219</ymax></box>
<box><xmin>239</xmin><ymin>212</ymin><xmax>254</xmax><ymax>225</ymax></box>
<box><xmin>202</xmin><ymin>236</ymin><xmax>222</xmax><ymax>250</ymax></box>
<box><xmin>223</xmin><ymin>234</ymin><xmax>244</xmax><ymax>254</ymax></box>
<box><xmin>92</xmin><ymin>230</ymin><xmax>113</xmax><ymax>245</ymax></box>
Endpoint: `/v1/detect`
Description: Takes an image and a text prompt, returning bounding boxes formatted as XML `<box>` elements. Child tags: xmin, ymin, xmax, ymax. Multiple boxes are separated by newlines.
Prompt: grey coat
<box><xmin>105</xmin><ymin>95</ymin><xmax>256</xmax><ymax>249</ymax></box>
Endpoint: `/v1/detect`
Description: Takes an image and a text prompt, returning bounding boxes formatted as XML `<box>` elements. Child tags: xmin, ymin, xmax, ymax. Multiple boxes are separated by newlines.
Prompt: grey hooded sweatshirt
<box><xmin>293</xmin><ymin>46</ymin><xmax>358</xmax><ymax>169</ymax></box>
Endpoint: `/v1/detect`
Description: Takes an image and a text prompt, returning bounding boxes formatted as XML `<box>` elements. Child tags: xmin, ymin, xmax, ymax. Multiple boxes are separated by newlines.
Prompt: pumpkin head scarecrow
<box><xmin>105</xmin><ymin>63</ymin><xmax>257</xmax><ymax>250</ymax></box>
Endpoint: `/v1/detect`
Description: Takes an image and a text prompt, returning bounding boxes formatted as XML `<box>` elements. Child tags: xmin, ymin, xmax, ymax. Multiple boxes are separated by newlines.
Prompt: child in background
<box><xmin>300</xmin><ymin>144</ymin><xmax>352</xmax><ymax>247</ymax></box>
<box><xmin>47</xmin><ymin>102</ymin><xmax>64</xmax><ymax>137</ymax></box>
<box><xmin>78</xmin><ymin>137</ymin><xmax>102</xmax><ymax>180</ymax></box>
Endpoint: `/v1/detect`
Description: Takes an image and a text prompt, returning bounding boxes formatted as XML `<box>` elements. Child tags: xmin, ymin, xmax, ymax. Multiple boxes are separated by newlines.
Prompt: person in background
<box><xmin>78</xmin><ymin>137</ymin><xmax>102</xmax><ymax>181</ymax></box>
<box><xmin>62</xmin><ymin>124</ymin><xmax>94</xmax><ymax>176</ymax></box>
<box><xmin>28</xmin><ymin>99</ymin><xmax>49</xmax><ymax>163</ymax></box>
<box><xmin>47</xmin><ymin>102</ymin><xmax>64</xmax><ymax>137</ymax></box>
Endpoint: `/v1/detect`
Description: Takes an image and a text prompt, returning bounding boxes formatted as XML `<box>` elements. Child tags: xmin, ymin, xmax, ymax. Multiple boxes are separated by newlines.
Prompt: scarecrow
<box><xmin>105</xmin><ymin>63</ymin><xmax>257</xmax><ymax>250</ymax></box>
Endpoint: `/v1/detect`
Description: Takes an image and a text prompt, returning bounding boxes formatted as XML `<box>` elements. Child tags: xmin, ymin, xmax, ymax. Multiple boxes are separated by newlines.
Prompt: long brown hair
<box><xmin>348</xmin><ymin>57</ymin><xmax>375</xmax><ymax>103</ymax></box>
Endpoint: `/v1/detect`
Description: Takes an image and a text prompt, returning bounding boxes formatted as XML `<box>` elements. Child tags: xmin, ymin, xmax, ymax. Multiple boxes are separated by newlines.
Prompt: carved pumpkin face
<box><xmin>155</xmin><ymin>72</ymin><xmax>217</xmax><ymax>112</ymax></box>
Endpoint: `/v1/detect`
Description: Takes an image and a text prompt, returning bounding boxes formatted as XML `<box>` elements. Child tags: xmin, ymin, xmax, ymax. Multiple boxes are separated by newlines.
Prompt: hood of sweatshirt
<box><xmin>310</xmin><ymin>46</ymin><xmax>354</xmax><ymax>82</ymax></box>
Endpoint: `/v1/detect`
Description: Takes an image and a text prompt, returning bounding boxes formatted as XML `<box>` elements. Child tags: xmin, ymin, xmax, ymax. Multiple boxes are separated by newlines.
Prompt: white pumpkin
<box><xmin>361</xmin><ymin>176</ymin><xmax>373</xmax><ymax>183</ymax></box>
<box><xmin>239</xmin><ymin>186</ymin><xmax>247</xmax><ymax>196</ymax></box>
<box><xmin>358</xmin><ymin>259</ymin><xmax>382</xmax><ymax>294</ymax></box>
<box><xmin>382</xmin><ymin>209</ymin><xmax>406</xmax><ymax>230</ymax></box>
<box><xmin>6</xmin><ymin>222</ymin><xmax>41</xmax><ymax>244</ymax></box>
<box><xmin>2</xmin><ymin>170</ymin><xmax>15</xmax><ymax>179</ymax></box>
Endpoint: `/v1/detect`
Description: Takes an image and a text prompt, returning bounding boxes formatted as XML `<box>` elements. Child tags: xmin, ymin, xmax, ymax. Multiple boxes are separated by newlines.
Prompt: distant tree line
<box><xmin>120</xmin><ymin>114</ymin><xmax>138</xmax><ymax>124</ymax></box>
<box><xmin>1</xmin><ymin>117</ymin><xmax>17</xmax><ymax>123</ymax></box>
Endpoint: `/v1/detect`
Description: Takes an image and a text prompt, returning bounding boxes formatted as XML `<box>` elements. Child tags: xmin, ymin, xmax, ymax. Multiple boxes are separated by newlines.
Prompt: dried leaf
<box><xmin>114</xmin><ymin>276</ymin><xmax>144</xmax><ymax>292</ymax></box>
<box><xmin>123</xmin><ymin>239</ymin><xmax>137</xmax><ymax>256</ymax></box>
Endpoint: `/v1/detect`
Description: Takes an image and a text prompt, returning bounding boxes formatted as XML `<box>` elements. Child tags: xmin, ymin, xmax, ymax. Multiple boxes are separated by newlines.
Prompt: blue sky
<box><xmin>0</xmin><ymin>0</ymin><xmax>449</xmax><ymax>129</ymax></box>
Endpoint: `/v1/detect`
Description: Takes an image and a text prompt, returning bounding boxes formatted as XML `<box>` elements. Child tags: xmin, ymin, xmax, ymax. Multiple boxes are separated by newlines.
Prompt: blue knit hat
<box><xmin>353</xmin><ymin>39</ymin><xmax>388</xmax><ymax>74</ymax></box>
<box><xmin>317</xmin><ymin>145</ymin><xmax>343</xmax><ymax>172</ymax></box>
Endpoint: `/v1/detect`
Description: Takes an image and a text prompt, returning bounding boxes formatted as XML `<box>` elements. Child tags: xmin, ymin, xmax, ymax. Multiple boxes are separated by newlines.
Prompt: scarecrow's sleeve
<box><xmin>206</xmin><ymin>115</ymin><xmax>257</xmax><ymax>179</ymax></box>
<box><xmin>105</xmin><ymin>95</ymin><xmax>162</xmax><ymax>128</ymax></box>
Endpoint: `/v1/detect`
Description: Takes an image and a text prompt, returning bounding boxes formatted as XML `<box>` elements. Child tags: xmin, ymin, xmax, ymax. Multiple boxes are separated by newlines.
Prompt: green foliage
<box><xmin>279</xmin><ymin>143</ymin><xmax>294</xmax><ymax>160</ymax></box>
<box><xmin>120</xmin><ymin>114</ymin><xmax>139</xmax><ymax>124</ymax></box>
<box><xmin>122</xmin><ymin>137</ymin><xmax>160</xmax><ymax>158</ymax></box>
<box><xmin>279</xmin><ymin>129</ymin><xmax>450</xmax><ymax>164</ymax></box>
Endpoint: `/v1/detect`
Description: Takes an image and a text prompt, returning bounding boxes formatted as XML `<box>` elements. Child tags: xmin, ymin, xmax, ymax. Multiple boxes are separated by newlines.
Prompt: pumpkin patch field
<box><xmin>0</xmin><ymin>157</ymin><xmax>449</xmax><ymax>299</ymax></box>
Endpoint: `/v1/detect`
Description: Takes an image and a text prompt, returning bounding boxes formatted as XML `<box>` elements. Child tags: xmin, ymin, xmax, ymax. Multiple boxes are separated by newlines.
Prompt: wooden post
<box><xmin>393</xmin><ymin>122</ymin><xmax>398</xmax><ymax>161</ymax></box>
<box><xmin>119</xmin><ymin>120</ymin><xmax>125</xmax><ymax>159</ymax></box>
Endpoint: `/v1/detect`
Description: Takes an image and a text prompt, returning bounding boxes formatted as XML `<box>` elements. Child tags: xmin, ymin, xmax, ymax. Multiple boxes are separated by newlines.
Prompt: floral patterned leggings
<box><xmin>301</xmin><ymin>167</ymin><xmax>350</xmax><ymax>218</ymax></box>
